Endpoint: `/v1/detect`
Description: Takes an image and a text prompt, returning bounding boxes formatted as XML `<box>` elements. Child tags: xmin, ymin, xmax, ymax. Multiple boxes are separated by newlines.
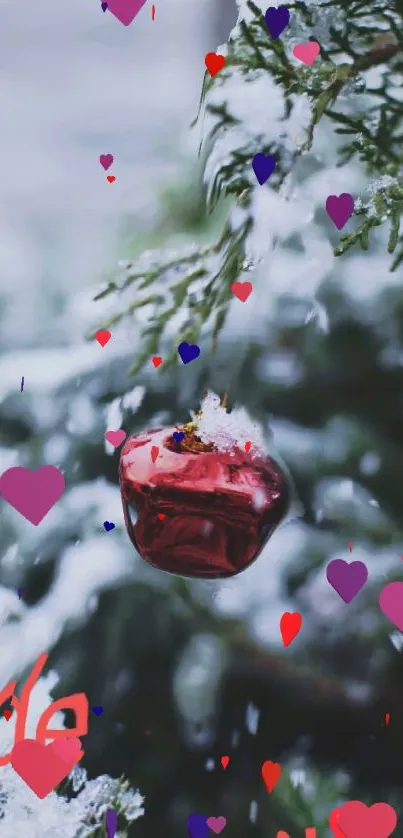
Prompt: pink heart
<box><xmin>292</xmin><ymin>41</ymin><xmax>320</xmax><ymax>65</ymax></box>
<box><xmin>51</xmin><ymin>737</ymin><xmax>82</xmax><ymax>762</ymax></box>
<box><xmin>11</xmin><ymin>738</ymin><xmax>82</xmax><ymax>799</ymax></box>
<box><xmin>105</xmin><ymin>430</ymin><xmax>127</xmax><ymax>448</ymax></box>
<box><xmin>338</xmin><ymin>801</ymin><xmax>397</xmax><ymax>838</ymax></box>
<box><xmin>379</xmin><ymin>582</ymin><xmax>403</xmax><ymax>631</ymax></box>
<box><xmin>0</xmin><ymin>466</ymin><xmax>65</xmax><ymax>526</ymax></box>
<box><xmin>206</xmin><ymin>816</ymin><xmax>227</xmax><ymax>834</ymax></box>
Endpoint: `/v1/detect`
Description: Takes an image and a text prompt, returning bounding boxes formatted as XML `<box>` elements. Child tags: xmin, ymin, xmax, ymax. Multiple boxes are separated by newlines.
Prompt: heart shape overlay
<box><xmin>92</xmin><ymin>706</ymin><xmax>104</xmax><ymax>715</ymax></box>
<box><xmin>338</xmin><ymin>800</ymin><xmax>397</xmax><ymax>838</ymax></box>
<box><xmin>280</xmin><ymin>611</ymin><xmax>302</xmax><ymax>646</ymax></box>
<box><xmin>265</xmin><ymin>6</ymin><xmax>290</xmax><ymax>39</ymax></box>
<box><xmin>231</xmin><ymin>281</ymin><xmax>253</xmax><ymax>302</ymax></box>
<box><xmin>0</xmin><ymin>466</ymin><xmax>65</xmax><ymax>526</ymax></box>
<box><xmin>326</xmin><ymin>193</ymin><xmax>354</xmax><ymax>230</ymax></box>
<box><xmin>261</xmin><ymin>760</ymin><xmax>281</xmax><ymax>792</ymax></box>
<box><xmin>105</xmin><ymin>0</ymin><xmax>148</xmax><ymax>26</ymax></box>
<box><xmin>173</xmin><ymin>431</ymin><xmax>185</xmax><ymax>443</ymax></box>
<box><xmin>103</xmin><ymin>521</ymin><xmax>115</xmax><ymax>532</ymax></box>
<box><xmin>329</xmin><ymin>807</ymin><xmax>347</xmax><ymax>838</ymax></box>
<box><xmin>252</xmin><ymin>153</ymin><xmax>276</xmax><ymax>185</ymax></box>
<box><xmin>178</xmin><ymin>342</ymin><xmax>201</xmax><ymax>365</ymax></box>
<box><xmin>100</xmin><ymin>153</ymin><xmax>114</xmax><ymax>170</ymax></box>
<box><xmin>105</xmin><ymin>429</ymin><xmax>127</xmax><ymax>448</ymax></box>
<box><xmin>205</xmin><ymin>53</ymin><xmax>226</xmax><ymax>77</ymax></box>
<box><xmin>187</xmin><ymin>814</ymin><xmax>210</xmax><ymax>838</ymax></box>
<box><xmin>11</xmin><ymin>737</ymin><xmax>83</xmax><ymax>799</ymax></box>
<box><xmin>206</xmin><ymin>816</ymin><xmax>227</xmax><ymax>834</ymax></box>
<box><xmin>293</xmin><ymin>41</ymin><xmax>320</xmax><ymax>65</ymax></box>
<box><xmin>326</xmin><ymin>559</ymin><xmax>368</xmax><ymax>603</ymax></box>
<box><xmin>95</xmin><ymin>329</ymin><xmax>111</xmax><ymax>347</ymax></box>
<box><xmin>379</xmin><ymin>582</ymin><xmax>403</xmax><ymax>632</ymax></box>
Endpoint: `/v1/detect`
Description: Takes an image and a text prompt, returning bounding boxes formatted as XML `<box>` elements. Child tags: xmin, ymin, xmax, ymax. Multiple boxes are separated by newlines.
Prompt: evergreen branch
<box><xmin>92</xmin><ymin>0</ymin><xmax>403</xmax><ymax>374</ymax></box>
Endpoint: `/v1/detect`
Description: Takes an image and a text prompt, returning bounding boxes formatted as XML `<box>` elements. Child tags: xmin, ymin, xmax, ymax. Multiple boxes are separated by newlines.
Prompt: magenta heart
<box><xmin>0</xmin><ymin>466</ymin><xmax>65</xmax><ymax>526</ymax></box>
<box><xmin>105</xmin><ymin>0</ymin><xmax>148</xmax><ymax>25</ymax></box>
<box><xmin>379</xmin><ymin>581</ymin><xmax>403</xmax><ymax>632</ymax></box>
<box><xmin>105</xmin><ymin>430</ymin><xmax>127</xmax><ymax>448</ymax></box>
<box><xmin>100</xmin><ymin>153</ymin><xmax>114</xmax><ymax>170</ymax></box>
<box><xmin>206</xmin><ymin>817</ymin><xmax>227</xmax><ymax>834</ymax></box>
<box><xmin>326</xmin><ymin>193</ymin><xmax>354</xmax><ymax>230</ymax></box>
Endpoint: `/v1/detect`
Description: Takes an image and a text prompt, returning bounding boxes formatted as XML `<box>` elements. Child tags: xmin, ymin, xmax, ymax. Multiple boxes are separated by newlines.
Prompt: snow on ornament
<box><xmin>119</xmin><ymin>393</ymin><xmax>291</xmax><ymax>578</ymax></box>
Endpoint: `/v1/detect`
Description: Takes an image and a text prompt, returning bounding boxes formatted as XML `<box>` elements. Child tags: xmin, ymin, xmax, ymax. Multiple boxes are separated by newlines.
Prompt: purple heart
<box><xmin>178</xmin><ymin>342</ymin><xmax>201</xmax><ymax>365</ymax></box>
<box><xmin>252</xmin><ymin>153</ymin><xmax>276</xmax><ymax>185</ymax></box>
<box><xmin>92</xmin><ymin>706</ymin><xmax>104</xmax><ymax>716</ymax></box>
<box><xmin>173</xmin><ymin>431</ymin><xmax>185</xmax><ymax>443</ymax></box>
<box><xmin>265</xmin><ymin>5</ymin><xmax>290</xmax><ymax>39</ymax></box>
<box><xmin>187</xmin><ymin>814</ymin><xmax>209</xmax><ymax>838</ymax></box>
<box><xmin>105</xmin><ymin>809</ymin><xmax>117</xmax><ymax>838</ymax></box>
<box><xmin>326</xmin><ymin>193</ymin><xmax>354</xmax><ymax>230</ymax></box>
<box><xmin>100</xmin><ymin>153</ymin><xmax>114</xmax><ymax>171</ymax></box>
<box><xmin>101</xmin><ymin>2</ymin><xmax>108</xmax><ymax>10</ymax></box>
<box><xmin>326</xmin><ymin>559</ymin><xmax>368</xmax><ymax>603</ymax></box>
<box><xmin>103</xmin><ymin>521</ymin><xmax>115</xmax><ymax>532</ymax></box>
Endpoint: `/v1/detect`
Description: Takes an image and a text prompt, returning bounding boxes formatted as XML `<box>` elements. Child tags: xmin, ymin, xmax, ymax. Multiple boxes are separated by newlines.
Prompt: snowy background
<box><xmin>1</xmin><ymin>0</ymin><xmax>403</xmax><ymax>835</ymax></box>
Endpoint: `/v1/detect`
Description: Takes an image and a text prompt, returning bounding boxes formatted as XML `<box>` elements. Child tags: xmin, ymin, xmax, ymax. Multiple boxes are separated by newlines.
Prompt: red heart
<box><xmin>231</xmin><ymin>281</ymin><xmax>253</xmax><ymax>302</ymax></box>
<box><xmin>261</xmin><ymin>760</ymin><xmax>281</xmax><ymax>792</ymax></box>
<box><xmin>329</xmin><ymin>807</ymin><xmax>348</xmax><ymax>838</ymax></box>
<box><xmin>95</xmin><ymin>329</ymin><xmax>111</xmax><ymax>347</ymax></box>
<box><xmin>205</xmin><ymin>52</ymin><xmax>226</xmax><ymax>77</ymax></box>
<box><xmin>107</xmin><ymin>175</ymin><xmax>116</xmax><ymax>183</ymax></box>
<box><xmin>152</xmin><ymin>356</ymin><xmax>163</xmax><ymax>368</ymax></box>
<box><xmin>11</xmin><ymin>738</ymin><xmax>82</xmax><ymax>799</ymax></box>
<box><xmin>280</xmin><ymin>611</ymin><xmax>302</xmax><ymax>647</ymax></box>
<box><xmin>3</xmin><ymin>709</ymin><xmax>12</xmax><ymax>721</ymax></box>
<box><xmin>157</xmin><ymin>513</ymin><xmax>166</xmax><ymax>520</ymax></box>
<box><xmin>244</xmin><ymin>441</ymin><xmax>252</xmax><ymax>453</ymax></box>
<box><xmin>220</xmin><ymin>755</ymin><xmax>230</xmax><ymax>769</ymax></box>
<box><xmin>151</xmin><ymin>446</ymin><xmax>159</xmax><ymax>464</ymax></box>
<box><xmin>338</xmin><ymin>801</ymin><xmax>397</xmax><ymax>838</ymax></box>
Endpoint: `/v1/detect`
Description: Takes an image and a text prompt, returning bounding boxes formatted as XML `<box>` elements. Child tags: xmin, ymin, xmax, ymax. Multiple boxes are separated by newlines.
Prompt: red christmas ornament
<box><xmin>119</xmin><ymin>399</ymin><xmax>289</xmax><ymax>579</ymax></box>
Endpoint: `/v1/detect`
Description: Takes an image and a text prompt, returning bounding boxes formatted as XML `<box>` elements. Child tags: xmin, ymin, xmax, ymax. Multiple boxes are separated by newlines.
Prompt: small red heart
<box><xmin>244</xmin><ymin>441</ymin><xmax>252</xmax><ymax>453</ymax></box>
<box><xmin>329</xmin><ymin>807</ymin><xmax>347</xmax><ymax>838</ymax></box>
<box><xmin>152</xmin><ymin>356</ymin><xmax>163</xmax><ymax>368</ymax></box>
<box><xmin>220</xmin><ymin>755</ymin><xmax>230</xmax><ymax>769</ymax></box>
<box><xmin>280</xmin><ymin>611</ymin><xmax>302</xmax><ymax>647</ymax></box>
<box><xmin>151</xmin><ymin>446</ymin><xmax>159</xmax><ymax>464</ymax></box>
<box><xmin>261</xmin><ymin>760</ymin><xmax>281</xmax><ymax>793</ymax></box>
<box><xmin>95</xmin><ymin>330</ymin><xmax>111</xmax><ymax>347</ymax></box>
<box><xmin>157</xmin><ymin>513</ymin><xmax>166</xmax><ymax>520</ymax></box>
<box><xmin>205</xmin><ymin>52</ymin><xmax>226</xmax><ymax>77</ymax></box>
<box><xmin>231</xmin><ymin>281</ymin><xmax>253</xmax><ymax>302</ymax></box>
<box><xmin>3</xmin><ymin>709</ymin><xmax>12</xmax><ymax>721</ymax></box>
<box><xmin>107</xmin><ymin>176</ymin><xmax>116</xmax><ymax>183</ymax></box>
